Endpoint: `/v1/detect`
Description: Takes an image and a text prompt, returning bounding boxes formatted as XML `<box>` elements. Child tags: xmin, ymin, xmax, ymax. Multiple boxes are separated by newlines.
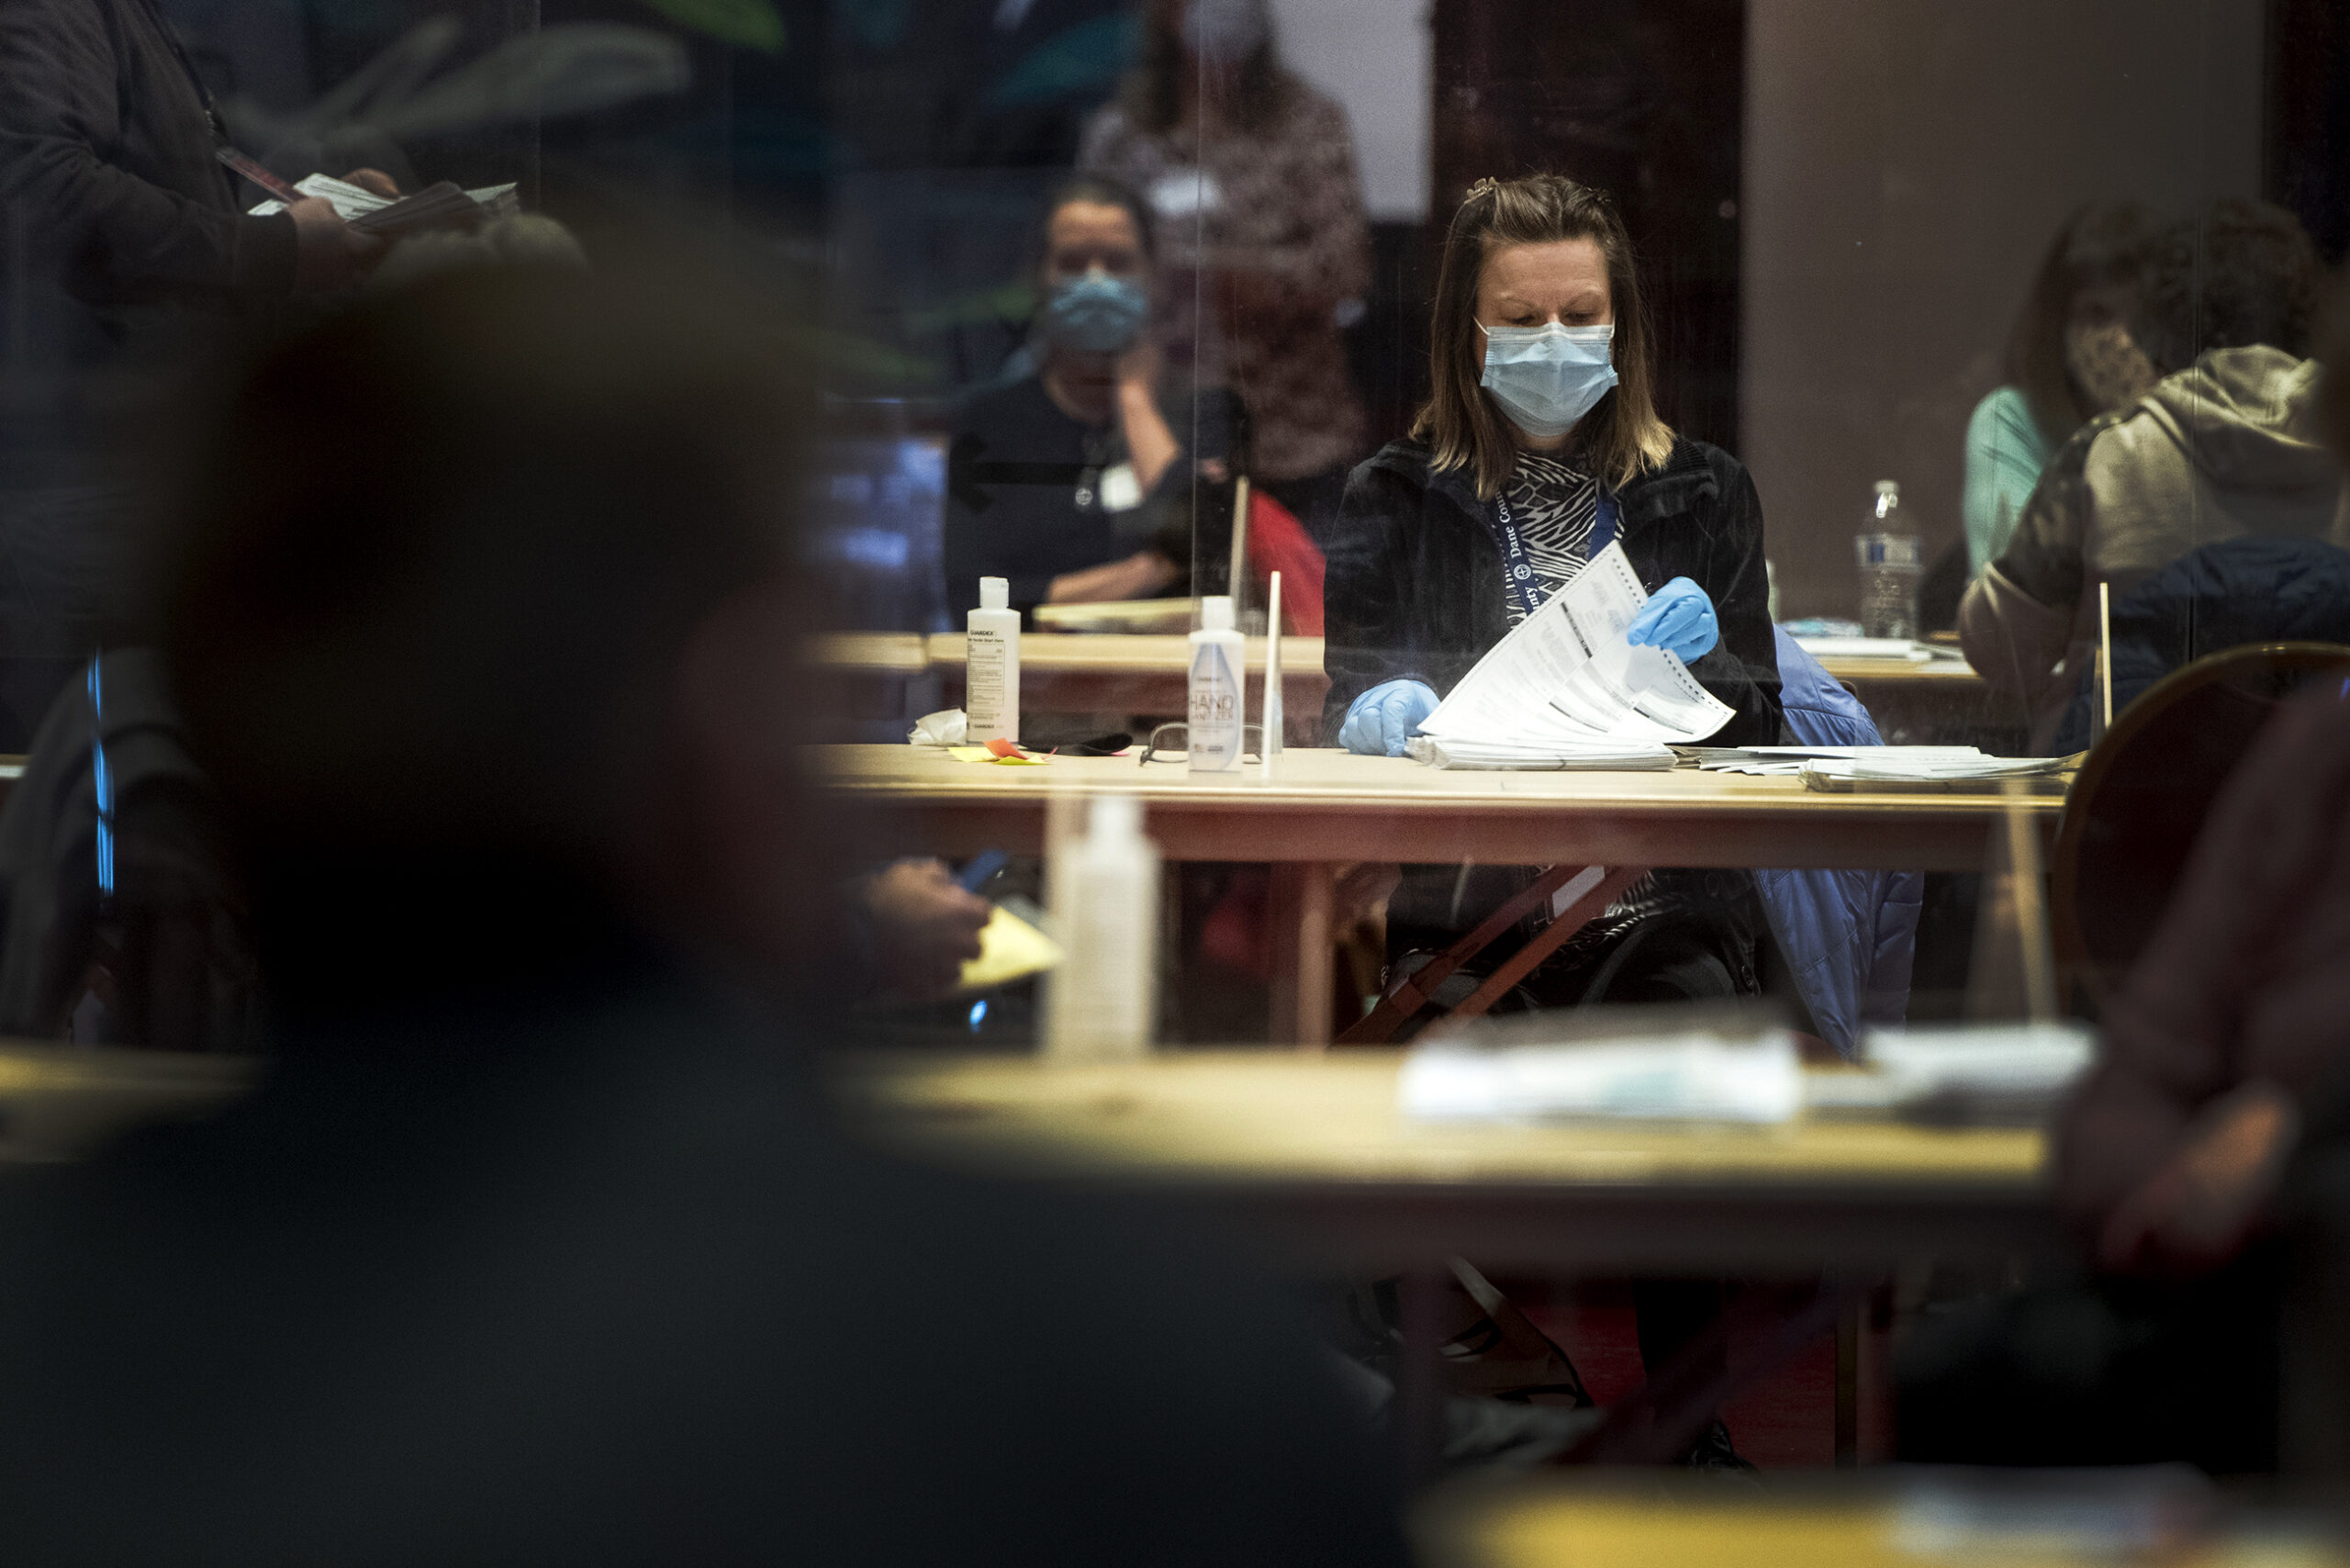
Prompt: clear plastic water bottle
<box><xmin>1854</xmin><ymin>480</ymin><xmax>1922</xmax><ymax>640</ymax></box>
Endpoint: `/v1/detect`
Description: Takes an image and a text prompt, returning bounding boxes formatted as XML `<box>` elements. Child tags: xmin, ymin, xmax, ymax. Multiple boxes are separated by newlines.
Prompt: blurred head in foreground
<box><xmin>148</xmin><ymin>263</ymin><xmax>834</xmax><ymax>1016</ymax></box>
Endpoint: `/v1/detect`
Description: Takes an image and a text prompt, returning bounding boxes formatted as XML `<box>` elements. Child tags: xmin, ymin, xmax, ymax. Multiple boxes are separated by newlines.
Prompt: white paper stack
<box><xmin>1408</xmin><ymin>736</ymin><xmax>1674</xmax><ymax>771</ymax></box>
<box><xmin>1805</xmin><ymin>1022</ymin><xmax>2096</xmax><ymax>1126</ymax></box>
<box><xmin>1681</xmin><ymin>744</ymin><xmax>1994</xmax><ymax>778</ymax></box>
<box><xmin>1792</xmin><ymin>635</ymin><xmax>1928</xmax><ymax>662</ymax></box>
<box><xmin>1798</xmin><ymin>752</ymin><xmax>2070</xmax><ymax>788</ymax></box>
<box><xmin>248</xmin><ymin>174</ymin><xmax>521</xmax><ymax>223</ymax></box>
<box><xmin>1400</xmin><ymin>1031</ymin><xmax>1805</xmax><ymax>1124</ymax></box>
<box><xmin>1412</xmin><ymin>542</ymin><xmax>1736</xmax><ymax>770</ymax></box>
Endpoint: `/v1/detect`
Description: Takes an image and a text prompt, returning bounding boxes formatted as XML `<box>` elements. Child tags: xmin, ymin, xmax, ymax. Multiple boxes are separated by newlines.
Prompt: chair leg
<box><xmin>1334</xmin><ymin>862</ymin><xmax>1589</xmax><ymax>1046</ymax></box>
<box><xmin>1444</xmin><ymin>866</ymin><xmax>1651</xmax><ymax>1023</ymax></box>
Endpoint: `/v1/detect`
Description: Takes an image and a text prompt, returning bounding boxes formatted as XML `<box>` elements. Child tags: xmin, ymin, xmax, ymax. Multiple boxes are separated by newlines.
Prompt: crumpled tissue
<box><xmin>909</xmin><ymin>709</ymin><xmax>968</xmax><ymax>746</ymax></box>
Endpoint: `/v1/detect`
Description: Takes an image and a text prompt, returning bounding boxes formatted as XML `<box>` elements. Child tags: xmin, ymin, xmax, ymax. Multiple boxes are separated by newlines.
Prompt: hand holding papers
<box><xmin>247</xmin><ymin>173</ymin><xmax>523</xmax><ymax>235</ymax></box>
<box><xmin>1411</xmin><ymin>542</ymin><xmax>1737</xmax><ymax>769</ymax></box>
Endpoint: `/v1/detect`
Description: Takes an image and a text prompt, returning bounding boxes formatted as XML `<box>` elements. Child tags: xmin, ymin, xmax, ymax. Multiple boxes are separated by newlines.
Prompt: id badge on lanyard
<box><xmin>1490</xmin><ymin>490</ymin><xmax>1618</xmax><ymax>621</ymax></box>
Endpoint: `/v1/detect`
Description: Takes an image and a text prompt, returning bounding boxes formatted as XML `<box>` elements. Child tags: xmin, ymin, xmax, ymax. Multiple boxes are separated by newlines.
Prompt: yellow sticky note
<box><xmin>957</xmin><ymin>905</ymin><xmax>1064</xmax><ymax>991</ymax></box>
<box><xmin>945</xmin><ymin>745</ymin><xmax>1049</xmax><ymax>765</ymax></box>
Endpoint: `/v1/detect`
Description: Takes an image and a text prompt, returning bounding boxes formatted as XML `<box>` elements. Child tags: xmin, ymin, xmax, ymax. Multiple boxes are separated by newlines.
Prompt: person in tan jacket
<box><xmin>1960</xmin><ymin>199</ymin><xmax>2343</xmax><ymax>748</ymax></box>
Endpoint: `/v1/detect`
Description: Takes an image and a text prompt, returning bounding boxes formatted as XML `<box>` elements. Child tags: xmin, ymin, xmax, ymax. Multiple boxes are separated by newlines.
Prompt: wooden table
<box><xmin>842</xmin><ymin>1050</ymin><xmax>2061</xmax><ymax>1277</ymax></box>
<box><xmin>924</xmin><ymin>632</ymin><xmax>1330</xmax><ymax>745</ymax></box>
<box><xmin>1413</xmin><ymin>1473</ymin><xmax>2333</xmax><ymax>1568</ymax></box>
<box><xmin>0</xmin><ymin>1039</ymin><xmax>253</xmax><ymax>1161</ymax></box>
<box><xmin>817</xmin><ymin>746</ymin><xmax>2065</xmax><ymax>1044</ymax></box>
<box><xmin>847</xmin><ymin>1049</ymin><xmax>2066</xmax><ymax>1475</ymax></box>
<box><xmin>809</xmin><ymin>632</ymin><xmax>930</xmax><ymax>676</ymax></box>
<box><xmin>1814</xmin><ymin>656</ymin><xmax>2018</xmax><ymax>748</ymax></box>
<box><xmin>1812</xmin><ymin>655</ymin><xmax>1984</xmax><ymax>689</ymax></box>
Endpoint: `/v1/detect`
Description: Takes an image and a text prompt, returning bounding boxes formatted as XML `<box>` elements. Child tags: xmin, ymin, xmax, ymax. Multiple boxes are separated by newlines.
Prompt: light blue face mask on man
<box><xmin>1044</xmin><ymin>271</ymin><xmax>1147</xmax><ymax>354</ymax></box>
<box><xmin>1479</xmin><ymin>322</ymin><xmax>1617</xmax><ymax>440</ymax></box>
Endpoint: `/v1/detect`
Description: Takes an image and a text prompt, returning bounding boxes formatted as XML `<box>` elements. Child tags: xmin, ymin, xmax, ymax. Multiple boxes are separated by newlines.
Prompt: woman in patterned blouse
<box><xmin>1322</xmin><ymin>172</ymin><xmax>1788</xmax><ymax>1468</ymax></box>
<box><xmin>1078</xmin><ymin>0</ymin><xmax>1372</xmax><ymax>543</ymax></box>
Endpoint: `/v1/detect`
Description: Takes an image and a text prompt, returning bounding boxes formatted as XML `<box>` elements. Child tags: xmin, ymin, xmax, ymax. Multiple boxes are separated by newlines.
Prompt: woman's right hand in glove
<box><xmin>1339</xmin><ymin>679</ymin><xmax>1439</xmax><ymax>756</ymax></box>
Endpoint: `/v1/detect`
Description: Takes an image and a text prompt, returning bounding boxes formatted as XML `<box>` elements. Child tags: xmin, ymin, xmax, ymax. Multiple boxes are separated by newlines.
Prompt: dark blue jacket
<box><xmin>2052</xmin><ymin>536</ymin><xmax>2350</xmax><ymax>754</ymax></box>
<box><xmin>1756</xmin><ymin>630</ymin><xmax>1922</xmax><ymax>1057</ymax></box>
<box><xmin>1319</xmin><ymin>436</ymin><xmax>1783</xmax><ymax>745</ymax></box>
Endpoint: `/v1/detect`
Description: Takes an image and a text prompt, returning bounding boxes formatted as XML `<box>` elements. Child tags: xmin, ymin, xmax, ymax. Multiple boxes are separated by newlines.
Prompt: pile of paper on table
<box><xmin>1792</xmin><ymin>635</ymin><xmax>1932</xmax><ymax>662</ymax></box>
<box><xmin>1805</xmin><ymin>1022</ymin><xmax>2097</xmax><ymax>1126</ymax></box>
<box><xmin>1407</xmin><ymin>542</ymin><xmax>1735</xmax><ymax>770</ymax></box>
<box><xmin>1684</xmin><ymin>744</ymin><xmax>1986</xmax><ymax>776</ymax></box>
<box><xmin>1399</xmin><ymin>1005</ymin><xmax>1804</xmax><ymax>1123</ymax></box>
<box><xmin>1679</xmin><ymin>745</ymin><xmax>2072</xmax><ymax>785</ymax></box>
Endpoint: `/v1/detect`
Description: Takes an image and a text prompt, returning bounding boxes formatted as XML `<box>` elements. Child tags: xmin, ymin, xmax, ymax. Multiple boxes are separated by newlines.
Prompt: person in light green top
<box><xmin>1964</xmin><ymin>203</ymin><xmax>2161</xmax><ymax>574</ymax></box>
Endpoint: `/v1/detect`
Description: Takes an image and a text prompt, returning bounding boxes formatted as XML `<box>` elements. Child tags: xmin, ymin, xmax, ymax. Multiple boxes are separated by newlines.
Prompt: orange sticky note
<box><xmin>985</xmin><ymin>737</ymin><xmax>1025</xmax><ymax>758</ymax></box>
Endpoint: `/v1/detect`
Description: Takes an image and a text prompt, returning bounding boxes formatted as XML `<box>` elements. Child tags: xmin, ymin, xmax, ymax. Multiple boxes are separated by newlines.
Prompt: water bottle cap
<box><xmin>979</xmin><ymin>577</ymin><xmax>1009</xmax><ymax>611</ymax></box>
<box><xmin>1200</xmin><ymin>595</ymin><xmax>1236</xmax><ymax>632</ymax></box>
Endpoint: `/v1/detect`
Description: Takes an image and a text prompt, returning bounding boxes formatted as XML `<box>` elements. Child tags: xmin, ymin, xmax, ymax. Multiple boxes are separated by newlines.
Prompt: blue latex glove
<box><xmin>1340</xmin><ymin>678</ymin><xmax>1439</xmax><ymax>756</ymax></box>
<box><xmin>1626</xmin><ymin>577</ymin><xmax>1719</xmax><ymax>663</ymax></box>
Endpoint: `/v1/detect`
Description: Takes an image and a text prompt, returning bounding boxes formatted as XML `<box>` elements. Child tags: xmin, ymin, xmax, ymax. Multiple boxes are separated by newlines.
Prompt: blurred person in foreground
<box><xmin>1963</xmin><ymin>203</ymin><xmax>2160</xmax><ymax>576</ymax></box>
<box><xmin>1959</xmin><ymin>197</ymin><xmax>2341</xmax><ymax>748</ymax></box>
<box><xmin>0</xmin><ymin>264</ymin><xmax>1406</xmax><ymax>1565</ymax></box>
<box><xmin>1079</xmin><ymin>0</ymin><xmax>1372</xmax><ymax>543</ymax></box>
<box><xmin>0</xmin><ymin>216</ymin><xmax>589</xmax><ymax>1056</ymax></box>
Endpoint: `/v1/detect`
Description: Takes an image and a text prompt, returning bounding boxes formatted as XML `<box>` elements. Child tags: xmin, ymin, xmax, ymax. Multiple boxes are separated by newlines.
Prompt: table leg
<box><xmin>1835</xmin><ymin>1289</ymin><xmax>1860</xmax><ymax>1466</ymax></box>
<box><xmin>1395</xmin><ymin>1265</ymin><xmax>1447</xmax><ymax>1492</ymax></box>
<box><xmin>1267</xmin><ymin>861</ymin><xmax>1336</xmax><ymax>1050</ymax></box>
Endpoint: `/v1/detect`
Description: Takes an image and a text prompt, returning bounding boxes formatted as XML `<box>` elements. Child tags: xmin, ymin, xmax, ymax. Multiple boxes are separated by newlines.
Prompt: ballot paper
<box><xmin>1414</xmin><ymin>541</ymin><xmax>1736</xmax><ymax>768</ymax></box>
<box><xmin>1400</xmin><ymin>1031</ymin><xmax>1804</xmax><ymax>1123</ymax></box>
<box><xmin>1792</xmin><ymin>635</ymin><xmax>1929</xmax><ymax>662</ymax></box>
<box><xmin>1681</xmin><ymin>744</ymin><xmax>1998</xmax><ymax>778</ymax></box>
<box><xmin>1805</xmin><ymin>1022</ymin><xmax>2096</xmax><ymax>1126</ymax></box>
<box><xmin>247</xmin><ymin>174</ymin><xmax>521</xmax><ymax>227</ymax></box>
<box><xmin>1409</xmin><ymin>736</ymin><xmax>1675</xmax><ymax>771</ymax></box>
<box><xmin>1798</xmin><ymin>752</ymin><xmax>2072</xmax><ymax>789</ymax></box>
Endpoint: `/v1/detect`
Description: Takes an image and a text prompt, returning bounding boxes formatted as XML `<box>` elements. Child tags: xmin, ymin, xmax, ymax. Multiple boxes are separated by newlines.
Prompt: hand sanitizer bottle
<box><xmin>1043</xmin><ymin>794</ymin><xmax>1159</xmax><ymax>1061</ymax></box>
<box><xmin>1188</xmin><ymin>595</ymin><xmax>1244</xmax><ymax>773</ymax></box>
<box><xmin>966</xmin><ymin>577</ymin><xmax>1020</xmax><ymax>743</ymax></box>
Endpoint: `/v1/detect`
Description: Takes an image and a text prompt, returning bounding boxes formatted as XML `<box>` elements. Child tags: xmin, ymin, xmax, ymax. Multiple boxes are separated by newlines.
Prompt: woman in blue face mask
<box><xmin>1322</xmin><ymin>172</ymin><xmax>1790</xmax><ymax>1468</ymax></box>
<box><xmin>1325</xmin><ymin>172</ymin><xmax>1779</xmax><ymax>756</ymax></box>
<box><xmin>944</xmin><ymin>178</ymin><xmax>1237</xmax><ymax>626</ymax></box>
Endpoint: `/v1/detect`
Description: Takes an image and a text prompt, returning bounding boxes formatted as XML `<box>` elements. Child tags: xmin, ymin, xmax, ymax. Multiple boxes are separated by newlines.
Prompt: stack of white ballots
<box><xmin>1688</xmin><ymin>745</ymin><xmax>2020</xmax><ymax>778</ymax></box>
<box><xmin>1407</xmin><ymin>541</ymin><xmax>1737</xmax><ymax>771</ymax></box>
<box><xmin>1791</xmin><ymin>635</ymin><xmax>1929</xmax><ymax>662</ymax></box>
<box><xmin>1800</xmin><ymin>750</ymin><xmax>2068</xmax><ymax>784</ymax></box>
<box><xmin>247</xmin><ymin>173</ymin><xmax>521</xmax><ymax>224</ymax></box>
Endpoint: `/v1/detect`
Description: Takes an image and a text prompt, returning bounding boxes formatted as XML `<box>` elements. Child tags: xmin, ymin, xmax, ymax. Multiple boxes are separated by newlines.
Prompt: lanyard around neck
<box><xmin>1488</xmin><ymin>487</ymin><xmax>1618</xmax><ymax>622</ymax></box>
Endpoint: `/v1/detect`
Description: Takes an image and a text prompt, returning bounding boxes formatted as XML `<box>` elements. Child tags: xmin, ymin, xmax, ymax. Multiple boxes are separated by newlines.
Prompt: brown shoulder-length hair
<box><xmin>1414</xmin><ymin>174</ymin><xmax>1673</xmax><ymax>498</ymax></box>
<box><xmin>2003</xmin><ymin>202</ymin><xmax>2155</xmax><ymax>446</ymax></box>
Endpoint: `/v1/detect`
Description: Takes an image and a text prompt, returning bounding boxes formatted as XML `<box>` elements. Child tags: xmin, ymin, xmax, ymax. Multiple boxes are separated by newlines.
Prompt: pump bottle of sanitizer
<box><xmin>1043</xmin><ymin>793</ymin><xmax>1160</xmax><ymax>1061</ymax></box>
<box><xmin>966</xmin><ymin>577</ymin><xmax>1020</xmax><ymax>743</ymax></box>
<box><xmin>1188</xmin><ymin>595</ymin><xmax>1244</xmax><ymax>773</ymax></box>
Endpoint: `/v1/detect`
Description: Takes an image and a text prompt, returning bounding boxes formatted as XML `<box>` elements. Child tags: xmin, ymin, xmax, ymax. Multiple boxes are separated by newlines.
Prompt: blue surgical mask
<box><xmin>1479</xmin><ymin>322</ymin><xmax>1617</xmax><ymax>440</ymax></box>
<box><xmin>1043</xmin><ymin>271</ymin><xmax>1147</xmax><ymax>354</ymax></box>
